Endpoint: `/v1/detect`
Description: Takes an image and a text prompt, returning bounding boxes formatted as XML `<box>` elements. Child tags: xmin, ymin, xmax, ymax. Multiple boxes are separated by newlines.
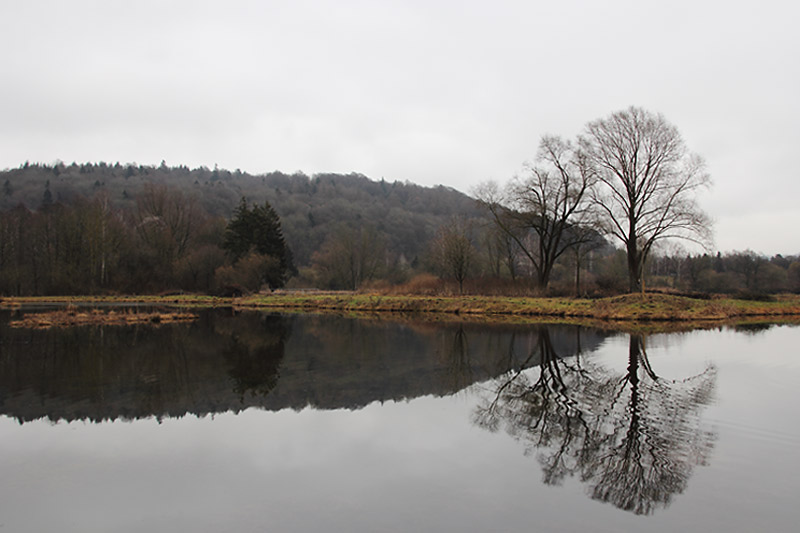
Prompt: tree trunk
<box><xmin>537</xmin><ymin>259</ymin><xmax>554</xmax><ymax>290</ymax></box>
<box><xmin>628</xmin><ymin>334</ymin><xmax>642</xmax><ymax>387</ymax></box>
<box><xmin>627</xmin><ymin>240</ymin><xmax>643</xmax><ymax>293</ymax></box>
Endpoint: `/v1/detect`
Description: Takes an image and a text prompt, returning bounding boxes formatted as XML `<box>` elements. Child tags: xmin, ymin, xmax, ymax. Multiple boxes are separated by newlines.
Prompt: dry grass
<box><xmin>3</xmin><ymin>292</ymin><xmax>800</xmax><ymax>331</ymax></box>
<box><xmin>8</xmin><ymin>306</ymin><xmax>198</xmax><ymax>329</ymax></box>
<box><xmin>236</xmin><ymin>291</ymin><xmax>800</xmax><ymax>321</ymax></box>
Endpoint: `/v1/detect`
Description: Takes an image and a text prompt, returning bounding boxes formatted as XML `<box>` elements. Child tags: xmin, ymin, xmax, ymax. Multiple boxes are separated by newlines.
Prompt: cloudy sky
<box><xmin>1</xmin><ymin>0</ymin><xmax>798</xmax><ymax>254</ymax></box>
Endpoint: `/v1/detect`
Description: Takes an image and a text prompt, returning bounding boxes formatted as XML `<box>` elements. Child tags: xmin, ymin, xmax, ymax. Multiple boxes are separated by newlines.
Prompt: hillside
<box><xmin>4</xmin><ymin>162</ymin><xmax>798</xmax><ymax>298</ymax></box>
<box><xmin>0</xmin><ymin>162</ymin><xmax>486</xmax><ymax>267</ymax></box>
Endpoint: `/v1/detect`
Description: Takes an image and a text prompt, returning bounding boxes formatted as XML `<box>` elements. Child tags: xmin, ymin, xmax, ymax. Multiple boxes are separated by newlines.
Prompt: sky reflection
<box><xmin>1</xmin><ymin>315</ymin><xmax>799</xmax><ymax>532</ymax></box>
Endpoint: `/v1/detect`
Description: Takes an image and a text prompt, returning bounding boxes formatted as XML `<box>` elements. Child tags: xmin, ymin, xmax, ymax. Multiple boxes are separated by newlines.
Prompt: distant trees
<box><xmin>131</xmin><ymin>184</ymin><xmax>202</xmax><ymax>287</ymax></box>
<box><xmin>789</xmin><ymin>261</ymin><xmax>800</xmax><ymax>293</ymax></box>
<box><xmin>581</xmin><ymin>107</ymin><xmax>712</xmax><ymax>292</ymax></box>
<box><xmin>643</xmin><ymin>249</ymin><xmax>800</xmax><ymax>295</ymax></box>
<box><xmin>8</xmin><ymin>154</ymin><xmax>800</xmax><ymax>298</ymax></box>
<box><xmin>0</xmin><ymin>163</ymin><xmax>487</xmax><ymax>275</ymax></box>
<box><xmin>310</xmin><ymin>225</ymin><xmax>386</xmax><ymax>290</ymax></box>
<box><xmin>0</xmin><ymin>186</ymin><xmax>297</xmax><ymax>295</ymax></box>
<box><xmin>133</xmin><ymin>184</ymin><xmax>198</xmax><ymax>261</ymax></box>
<box><xmin>0</xmin><ymin>163</ymin><xmax>489</xmax><ymax>290</ymax></box>
<box><xmin>1</xmin><ymin>166</ymin><xmax>490</xmax><ymax>295</ymax></box>
<box><xmin>0</xmin><ymin>205</ymin><xmax>34</xmax><ymax>295</ymax></box>
<box><xmin>0</xmin><ymin>196</ymin><xmax>126</xmax><ymax>295</ymax></box>
<box><xmin>429</xmin><ymin>217</ymin><xmax>476</xmax><ymax>293</ymax></box>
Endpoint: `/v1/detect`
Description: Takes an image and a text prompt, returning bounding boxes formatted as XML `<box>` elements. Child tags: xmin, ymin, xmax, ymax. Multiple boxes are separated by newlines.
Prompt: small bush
<box><xmin>733</xmin><ymin>291</ymin><xmax>776</xmax><ymax>302</ymax></box>
<box><xmin>387</xmin><ymin>273</ymin><xmax>444</xmax><ymax>295</ymax></box>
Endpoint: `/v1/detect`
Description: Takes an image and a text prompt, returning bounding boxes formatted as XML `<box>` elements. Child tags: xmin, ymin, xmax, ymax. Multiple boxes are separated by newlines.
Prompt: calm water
<box><xmin>1</xmin><ymin>308</ymin><xmax>798</xmax><ymax>532</ymax></box>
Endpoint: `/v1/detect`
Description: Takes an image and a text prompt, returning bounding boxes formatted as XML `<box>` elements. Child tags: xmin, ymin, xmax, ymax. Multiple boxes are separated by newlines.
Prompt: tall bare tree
<box><xmin>476</xmin><ymin>135</ymin><xmax>596</xmax><ymax>289</ymax></box>
<box><xmin>132</xmin><ymin>183</ymin><xmax>203</xmax><ymax>286</ymax></box>
<box><xmin>430</xmin><ymin>216</ymin><xmax>476</xmax><ymax>293</ymax></box>
<box><xmin>311</xmin><ymin>225</ymin><xmax>385</xmax><ymax>290</ymax></box>
<box><xmin>580</xmin><ymin>107</ymin><xmax>712</xmax><ymax>292</ymax></box>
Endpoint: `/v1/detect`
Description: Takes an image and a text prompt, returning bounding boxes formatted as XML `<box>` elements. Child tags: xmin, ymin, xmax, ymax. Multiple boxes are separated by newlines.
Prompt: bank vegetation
<box><xmin>4</xmin><ymin>292</ymin><xmax>800</xmax><ymax>330</ymax></box>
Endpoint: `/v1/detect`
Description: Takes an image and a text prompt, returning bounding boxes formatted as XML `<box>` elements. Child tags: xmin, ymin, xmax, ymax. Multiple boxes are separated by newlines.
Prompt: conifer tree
<box><xmin>222</xmin><ymin>198</ymin><xmax>294</xmax><ymax>289</ymax></box>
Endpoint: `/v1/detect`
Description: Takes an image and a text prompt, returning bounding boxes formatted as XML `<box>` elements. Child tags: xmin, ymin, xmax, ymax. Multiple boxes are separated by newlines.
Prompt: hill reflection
<box><xmin>0</xmin><ymin>308</ymin><xmax>609</xmax><ymax>423</ymax></box>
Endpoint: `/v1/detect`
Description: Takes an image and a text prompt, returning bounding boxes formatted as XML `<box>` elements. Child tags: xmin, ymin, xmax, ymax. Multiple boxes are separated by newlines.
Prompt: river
<box><xmin>0</xmin><ymin>307</ymin><xmax>798</xmax><ymax>532</ymax></box>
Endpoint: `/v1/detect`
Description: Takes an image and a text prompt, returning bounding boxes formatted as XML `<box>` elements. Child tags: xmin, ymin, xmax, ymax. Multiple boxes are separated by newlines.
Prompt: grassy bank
<box><xmin>239</xmin><ymin>292</ymin><xmax>800</xmax><ymax>322</ymax></box>
<box><xmin>4</xmin><ymin>292</ymin><xmax>800</xmax><ymax>324</ymax></box>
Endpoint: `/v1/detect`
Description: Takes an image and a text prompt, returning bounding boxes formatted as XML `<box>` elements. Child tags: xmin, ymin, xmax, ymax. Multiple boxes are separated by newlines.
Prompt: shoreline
<box><xmin>3</xmin><ymin>292</ymin><xmax>800</xmax><ymax>328</ymax></box>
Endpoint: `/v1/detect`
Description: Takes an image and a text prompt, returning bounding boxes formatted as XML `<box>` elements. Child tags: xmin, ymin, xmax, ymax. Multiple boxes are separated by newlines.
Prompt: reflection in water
<box><xmin>223</xmin><ymin>314</ymin><xmax>289</xmax><ymax>400</ymax></box>
<box><xmin>0</xmin><ymin>308</ymin><xmax>609</xmax><ymax>423</ymax></box>
<box><xmin>732</xmin><ymin>322</ymin><xmax>775</xmax><ymax>335</ymax></box>
<box><xmin>441</xmin><ymin>325</ymin><xmax>473</xmax><ymax>392</ymax></box>
<box><xmin>0</xmin><ymin>309</ymin><xmax>294</xmax><ymax>422</ymax></box>
<box><xmin>2</xmin><ymin>307</ymin><xmax>719</xmax><ymax>515</ymax></box>
<box><xmin>474</xmin><ymin>329</ymin><xmax>717</xmax><ymax>515</ymax></box>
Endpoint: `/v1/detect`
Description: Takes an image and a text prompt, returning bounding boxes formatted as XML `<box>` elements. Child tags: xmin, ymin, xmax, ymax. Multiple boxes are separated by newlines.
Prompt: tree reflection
<box><xmin>474</xmin><ymin>329</ymin><xmax>717</xmax><ymax>515</ymax></box>
<box><xmin>223</xmin><ymin>313</ymin><xmax>289</xmax><ymax>400</ymax></box>
<box><xmin>440</xmin><ymin>325</ymin><xmax>474</xmax><ymax>392</ymax></box>
<box><xmin>0</xmin><ymin>311</ymin><xmax>610</xmax><ymax>423</ymax></box>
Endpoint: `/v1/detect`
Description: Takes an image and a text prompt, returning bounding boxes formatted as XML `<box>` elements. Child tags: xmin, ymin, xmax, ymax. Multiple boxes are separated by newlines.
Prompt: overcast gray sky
<box><xmin>1</xmin><ymin>0</ymin><xmax>798</xmax><ymax>254</ymax></box>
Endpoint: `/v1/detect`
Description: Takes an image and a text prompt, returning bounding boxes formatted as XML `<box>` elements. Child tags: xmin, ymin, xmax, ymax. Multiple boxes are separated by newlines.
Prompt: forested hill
<box><xmin>0</xmin><ymin>162</ymin><xmax>485</xmax><ymax>267</ymax></box>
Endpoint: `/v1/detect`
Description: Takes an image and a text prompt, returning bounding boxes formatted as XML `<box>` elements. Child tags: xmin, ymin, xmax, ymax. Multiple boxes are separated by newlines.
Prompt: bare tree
<box><xmin>430</xmin><ymin>216</ymin><xmax>476</xmax><ymax>294</ymax></box>
<box><xmin>476</xmin><ymin>135</ymin><xmax>596</xmax><ymax>289</ymax></box>
<box><xmin>566</xmin><ymin>224</ymin><xmax>605</xmax><ymax>296</ymax></box>
<box><xmin>311</xmin><ymin>225</ymin><xmax>385</xmax><ymax>290</ymax></box>
<box><xmin>134</xmin><ymin>183</ymin><xmax>200</xmax><ymax>261</ymax></box>
<box><xmin>580</xmin><ymin>107</ymin><xmax>712</xmax><ymax>293</ymax></box>
<box><xmin>480</xmin><ymin>224</ymin><xmax>522</xmax><ymax>280</ymax></box>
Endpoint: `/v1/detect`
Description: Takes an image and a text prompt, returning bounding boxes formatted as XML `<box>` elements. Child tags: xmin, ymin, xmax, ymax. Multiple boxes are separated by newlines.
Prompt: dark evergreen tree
<box><xmin>222</xmin><ymin>198</ymin><xmax>255</xmax><ymax>260</ymax></box>
<box><xmin>222</xmin><ymin>198</ymin><xmax>294</xmax><ymax>289</ymax></box>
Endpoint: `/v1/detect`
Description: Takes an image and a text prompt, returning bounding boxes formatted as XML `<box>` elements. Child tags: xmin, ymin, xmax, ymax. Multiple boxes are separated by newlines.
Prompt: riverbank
<box><xmin>3</xmin><ymin>292</ymin><xmax>800</xmax><ymax>323</ymax></box>
<box><xmin>7</xmin><ymin>306</ymin><xmax>199</xmax><ymax>329</ymax></box>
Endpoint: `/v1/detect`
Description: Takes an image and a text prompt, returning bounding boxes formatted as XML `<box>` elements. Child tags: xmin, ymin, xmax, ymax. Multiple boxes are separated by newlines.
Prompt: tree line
<box><xmin>1</xmin><ymin>107</ymin><xmax>797</xmax><ymax>297</ymax></box>
<box><xmin>644</xmin><ymin>249</ymin><xmax>800</xmax><ymax>296</ymax></box>
<box><xmin>0</xmin><ymin>184</ymin><xmax>290</xmax><ymax>295</ymax></box>
<box><xmin>1</xmin><ymin>163</ymin><xmax>484</xmax><ymax>267</ymax></box>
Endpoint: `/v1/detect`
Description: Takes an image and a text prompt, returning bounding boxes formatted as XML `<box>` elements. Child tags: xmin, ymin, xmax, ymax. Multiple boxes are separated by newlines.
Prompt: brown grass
<box><xmin>8</xmin><ymin>307</ymin><xmax>198</xmax><ymax>329</ymax></box>
<box><xmin>3</xmin><ymin>292</ymin><xmax>800</xmax><ymax>332</ymax></box>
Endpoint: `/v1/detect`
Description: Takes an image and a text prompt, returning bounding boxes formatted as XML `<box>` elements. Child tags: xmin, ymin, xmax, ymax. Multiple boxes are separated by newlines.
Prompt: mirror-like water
<box><xmin>1</xmin><ymin>308</ymin><xmax>798</xmax><ymax>532</ymax></box>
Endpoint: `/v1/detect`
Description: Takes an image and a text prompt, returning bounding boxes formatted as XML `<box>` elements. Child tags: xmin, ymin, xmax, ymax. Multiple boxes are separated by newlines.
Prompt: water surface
<box><xmin>1</xmin><ymin>308</ymin><xmax>798</xmax><ymax>532</ymax></box>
